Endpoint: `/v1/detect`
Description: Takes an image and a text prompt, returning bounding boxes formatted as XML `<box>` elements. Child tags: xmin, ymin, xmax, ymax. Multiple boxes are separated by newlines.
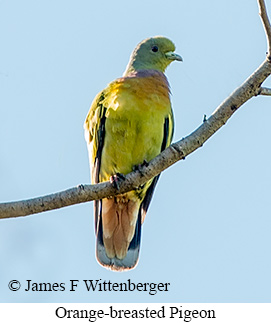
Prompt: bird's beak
<box><xmin>165</xmin><ymin>51</ymin><xmax>183</xmax><ymax>62</ymax></box>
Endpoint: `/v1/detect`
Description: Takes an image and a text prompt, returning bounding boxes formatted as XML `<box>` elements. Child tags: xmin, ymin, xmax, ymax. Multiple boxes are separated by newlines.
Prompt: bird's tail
<box><xmin>95</xmin><ymin>197</ymin><xmax>142</xmax><ymax>271</ymax></box>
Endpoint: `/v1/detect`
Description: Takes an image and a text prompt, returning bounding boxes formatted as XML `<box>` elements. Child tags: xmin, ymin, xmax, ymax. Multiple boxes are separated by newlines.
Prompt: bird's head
<box><xmin>124</xmin><ymin>36</ymin><xmax>182</xmax><ymax>76</ymax></box>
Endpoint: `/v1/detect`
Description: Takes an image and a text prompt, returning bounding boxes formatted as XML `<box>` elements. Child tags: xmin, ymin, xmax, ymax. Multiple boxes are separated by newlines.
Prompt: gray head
<box><xmin>123</xmin><ymin>36</ymin><xmax>182</xmax><ymax>76</ymax></box>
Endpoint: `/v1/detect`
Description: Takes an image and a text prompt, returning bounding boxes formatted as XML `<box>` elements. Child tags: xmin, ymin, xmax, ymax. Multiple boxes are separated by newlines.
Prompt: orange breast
<box><xmin>112</xmin><ymin>69</ymin><xmax>171</xmax><ymax>109</ymax></box>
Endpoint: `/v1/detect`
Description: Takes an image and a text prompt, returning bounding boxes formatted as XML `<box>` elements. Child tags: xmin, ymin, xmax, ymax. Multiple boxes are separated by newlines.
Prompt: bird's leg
<box><xmin>110</xmin><ymin>173</ymin><xmax>125</xmax><ymax>190</ymax></box>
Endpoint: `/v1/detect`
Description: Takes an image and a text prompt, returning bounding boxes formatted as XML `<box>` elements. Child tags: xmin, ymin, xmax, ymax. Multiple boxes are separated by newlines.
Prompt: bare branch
<box><xmin>1</xmin><ymin>59</ymin><xmax>271</xmax><ymax>219</ymax></box>
<box><xmin>258</xmin><ymin>0</ymin><xmax>271</xmax><ymax>56</ymax></box>
<box><xmin>1</xmin><ymin>1</ymin><xmax>271</xmax><ymax>220</ymax></box>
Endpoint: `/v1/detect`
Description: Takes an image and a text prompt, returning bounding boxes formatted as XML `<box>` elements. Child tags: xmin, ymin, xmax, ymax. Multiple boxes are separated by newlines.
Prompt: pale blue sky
<box><xmin>1</xmin><ymin>0</ymin><xmax>271</xmax><ymax>302</ymax></box>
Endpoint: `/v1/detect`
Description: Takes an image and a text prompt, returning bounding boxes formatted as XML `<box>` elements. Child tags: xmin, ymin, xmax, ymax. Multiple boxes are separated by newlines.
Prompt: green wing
<box><xmin>140</xmin><ymin>112</ymin><xmax>174</xmax><ymax>221</ymax></box>
<box><xmin>84</xmin><ymin>91</ymin><xmax>107</xmax><ymax>232</ymax></box>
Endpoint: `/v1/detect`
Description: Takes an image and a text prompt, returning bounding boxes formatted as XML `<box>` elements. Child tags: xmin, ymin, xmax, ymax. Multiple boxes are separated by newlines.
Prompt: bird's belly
<box><xmin>99</xmin><ymin>109</ymin><xmax>165</xmax><ymax>181</ymax></box>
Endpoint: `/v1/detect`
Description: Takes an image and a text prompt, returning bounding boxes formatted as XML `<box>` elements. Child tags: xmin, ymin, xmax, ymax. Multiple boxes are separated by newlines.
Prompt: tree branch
<box><xmin>1</xmin><ymin>0</ymin><xmax>271</xmax><ymax>220</ymax></box>
<box><xmin>258</xmin><ymin>0</ymin><xmax>271</xmax><ymax>57</ymax></box>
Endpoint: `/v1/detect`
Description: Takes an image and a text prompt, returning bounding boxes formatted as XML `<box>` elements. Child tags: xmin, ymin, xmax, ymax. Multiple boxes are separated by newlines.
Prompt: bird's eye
<box><xmin>151</xmin><ymin>45</ymin><xmax>158</xmax><ymax>52</ymax></box>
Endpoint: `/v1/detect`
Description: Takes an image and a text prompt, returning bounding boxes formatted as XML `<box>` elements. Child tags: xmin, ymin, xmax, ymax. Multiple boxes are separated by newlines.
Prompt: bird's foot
<box><xmin>110</xmin><ymin>173</ymin><xmax>125</xmax><ymax>190</ymax></box>
<box><xmin>133</xmin><ymin>160</ymin><xmax>149</xmax><ymax>174</ymax></box>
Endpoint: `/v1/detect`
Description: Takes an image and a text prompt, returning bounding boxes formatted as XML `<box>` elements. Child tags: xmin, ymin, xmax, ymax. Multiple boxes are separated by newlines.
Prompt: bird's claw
<box><xmin>141</xmin><ymin>160</ymin><xmax>149</xmax><ymax>167</ymax></box>
<box><xmin>77</xmin><ymin>184</ymin><xmax>85</xmax><ymax>191</ymax></box>
<box><xmin>133</xmin><ymin>160</ymin><xmax>149</xmax><ymax>172</ymax></box>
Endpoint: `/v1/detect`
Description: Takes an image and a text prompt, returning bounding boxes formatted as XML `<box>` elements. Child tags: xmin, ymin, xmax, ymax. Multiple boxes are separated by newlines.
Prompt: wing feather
<box><xmin>84</xmin><ymin>92</ymin><xmax>107</xmax><ymax>233</ymax></box>
<box><xmin>140</xmin><ymin>113</ymin><xmax>174</xmax><ymax>222</ymax></box>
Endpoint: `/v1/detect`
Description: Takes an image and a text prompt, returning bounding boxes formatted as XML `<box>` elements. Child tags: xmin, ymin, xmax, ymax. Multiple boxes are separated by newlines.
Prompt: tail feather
<box><xmin>96</xmin><ymin>197</ymin><xmax>142</xmax><ymax>271</ymax></box>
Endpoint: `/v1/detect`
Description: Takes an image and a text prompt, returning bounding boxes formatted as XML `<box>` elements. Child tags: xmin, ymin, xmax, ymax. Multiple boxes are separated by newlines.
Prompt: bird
<box><xmin>84</xmin><ymin>36</ymin><xmax>182</xmax><ymax>271</ymax></box>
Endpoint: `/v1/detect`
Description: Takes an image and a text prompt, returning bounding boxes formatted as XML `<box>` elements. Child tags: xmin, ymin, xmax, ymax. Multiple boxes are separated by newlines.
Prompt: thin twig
<box><xmin>259</xmin><ymin>86</ymin><xmax>271</xmax><ymax>95</ymax></box>
<box><xmin>258</xmin><ymin>0</ymin><xmax>271</xmax><ymax>56</ymax></box>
